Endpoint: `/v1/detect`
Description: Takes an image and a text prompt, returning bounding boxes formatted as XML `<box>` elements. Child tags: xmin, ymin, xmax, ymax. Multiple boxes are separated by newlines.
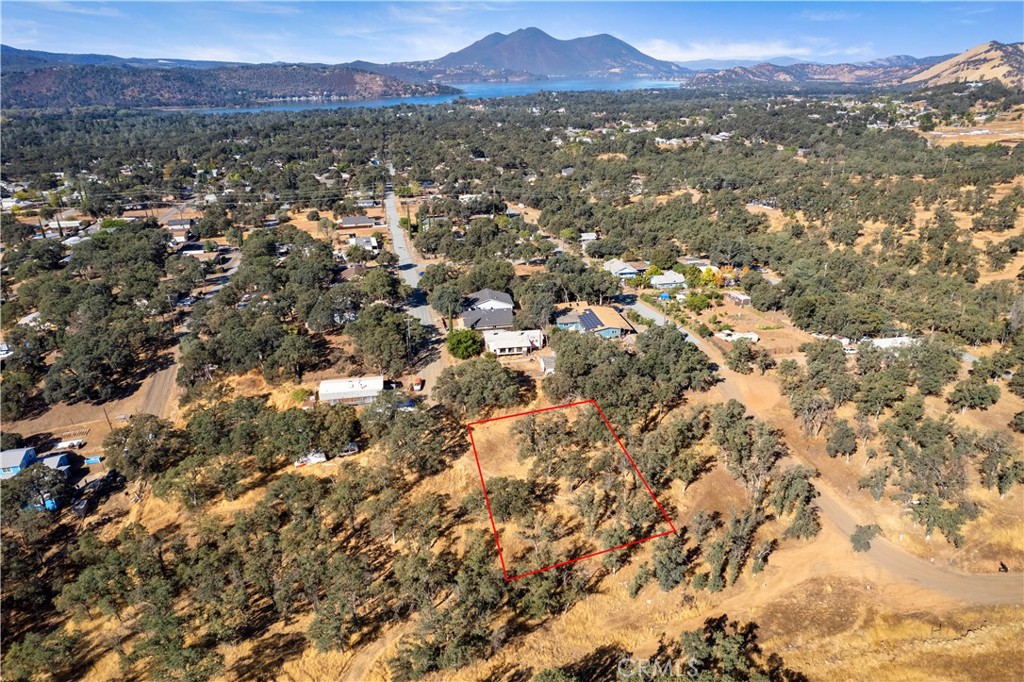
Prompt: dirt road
<box><xmin>138</xmin><ymin>345</ymin><xmax>180</xmax><ymax>419</ymax></box>
<box><xmin>626</xmin><ymin>301</ymin><xmax>1024</xmax><ymax>607</ymax></box>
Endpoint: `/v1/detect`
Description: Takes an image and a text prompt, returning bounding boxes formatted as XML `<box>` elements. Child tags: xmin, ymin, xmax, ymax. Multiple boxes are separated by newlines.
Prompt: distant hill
<box><xmin>427</xmin><ymin>27</ymin><xmax>686</xmax><ymax>78</ymax></box>
<box><xmin>903</xmin><ymin>41</ymin><xmax>1024</xmax><ymax>88</ymax></box>
<box><xmin>686</xmin><ymin>42</ymin><xmax>1024</xmax><ymax>88</ymax></box>
<box><xmin>0</xmin><ymin>62</ymin><xmax>460</xmax><ymax>109</ymax></box>
<box><xmin>0</xmin><ymin>44</ymin><xmax>246</xmax><ymax>72</ymax></box>
<box><xmin>677</xmin><ymin>57</ymin><xmax>806</xmax><ymax>70</ymax></box>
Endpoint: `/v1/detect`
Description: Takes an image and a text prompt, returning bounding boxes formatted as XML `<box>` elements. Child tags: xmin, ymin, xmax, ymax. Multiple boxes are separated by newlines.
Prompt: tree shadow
<box><xmin>231</xmin><ymin>631</ymin><xmax>307</xmax><ymax>682</ymax></box>
<box><xmin>565</xmin><ymin>644</ymin><xmax>630</xmax><ymax>682</ymax></box>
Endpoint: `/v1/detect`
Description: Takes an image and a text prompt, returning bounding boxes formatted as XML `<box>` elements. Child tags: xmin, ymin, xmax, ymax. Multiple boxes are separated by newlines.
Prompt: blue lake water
<box><xmin>181</xmin><ymin>79</ymin><xmax>681</xmax><ymax>115</ymax></box>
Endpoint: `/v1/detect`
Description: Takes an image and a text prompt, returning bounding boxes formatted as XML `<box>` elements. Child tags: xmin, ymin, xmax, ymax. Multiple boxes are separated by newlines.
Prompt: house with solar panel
<box><xmin>554</xmin><ymin>303</ymin><xmax>634</xmax><ymax>339</ymax></box>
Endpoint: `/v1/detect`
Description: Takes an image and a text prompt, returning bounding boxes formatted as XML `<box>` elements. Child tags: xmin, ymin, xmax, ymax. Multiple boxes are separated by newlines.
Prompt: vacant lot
<box><xmin>468</xmin><ymin>400</ymin><xmax>674</xmax><ymax>579</ymax></box>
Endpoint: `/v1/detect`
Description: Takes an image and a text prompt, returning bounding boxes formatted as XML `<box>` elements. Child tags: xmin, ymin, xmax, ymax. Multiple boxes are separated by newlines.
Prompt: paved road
<box><xmin>384</xmin><ymin>163</ymin><xmax>432</xmax><ymax>328</ymax></box>
<box><xmin>625</xmin><ymin>298</ymin><xmax>1023</xmax><ymax>606</ymax></box>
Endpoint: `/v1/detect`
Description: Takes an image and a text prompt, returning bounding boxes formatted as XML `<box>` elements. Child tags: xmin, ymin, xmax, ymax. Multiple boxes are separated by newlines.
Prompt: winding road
<box><xmin>625</xmin><ymin>300</ymin><xmax>1024</xmax><ymax>606</ymax></box>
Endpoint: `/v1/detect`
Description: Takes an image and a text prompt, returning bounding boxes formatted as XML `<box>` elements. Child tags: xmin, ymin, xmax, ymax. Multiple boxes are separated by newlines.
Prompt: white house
<box><xmin>346</xmin><ymin>236</ymin><xmax>380</xmax><ymax>253</ymax></box>
<box><xmin>319</xmin><ymin>376</ymin><xmax>385</xmax><ymax>405</ymax></box>
<box><xmin>580</xmin><ymin>232</ymin><xmax>598</xmax><ymax>243</ymax></box>
<box><xmin>602</xmin><ymin>259</ymin><xmax>638</xmax><ymax>279</ymax></box>
<box><xmin>484</xmin><ymin>330</ymin><xmax>544</xmax><ymax>356</ymax></box>
<box><xmin>649</xmin><ymin>271</ymin><xmax>688</xmax><ymax>290</ymax></box>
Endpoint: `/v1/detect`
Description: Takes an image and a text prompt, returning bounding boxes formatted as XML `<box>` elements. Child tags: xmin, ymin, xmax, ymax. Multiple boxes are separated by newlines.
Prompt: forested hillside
<box><xmin>1</xmin><ymin>82</ymin><xmax>1022</xmax><ymax>681</ymax></box>
<box><xmin>0</xmin><ymin>63</ymin><xmax>460</xmax><ymax>109</ymax></box>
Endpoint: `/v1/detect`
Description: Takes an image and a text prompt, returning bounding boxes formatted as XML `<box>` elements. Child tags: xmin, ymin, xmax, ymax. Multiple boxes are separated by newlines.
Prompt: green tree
<box><xmin>103</xmin><ymin>414</ymin><xmax>188</xmax><ymax>482</ymax></box>
<box><xmin>348</xmin><ymin>306</ymin><xmax>426</xmax><ymax>376</ymax></box>
<box><xmin>429</xmin><ymin>283</ymin><xmax>465</xmax><ymax>324</ymax></box>
<box><xmin>678</xmin><ymin>615</ymin><xmax>805</xmax><ymax>682</ymax></box>
<box><xmin>434</xmin><ymin>357</ymin><xmax>522</xmax><ymax>416</ymax></box>
<box><xmin>446</xmin><ymin>329</ymin><xmax>484</xmax><ymax>359</ymax></box>
<box><xmin>851</xmin><ymin>524</ymin><xmax>882</xmax><ymax>552</ymax></box>
<box><xmin>825</xmin><ymin>419</ymin><xmax>858</xmax><ymax>463</ymax></box>
<box><xmin>947</xmin><ymin>378</ymin><xmax>1000</xmax><ymax>413</ymax></box>
<box><xmin>724</xmin><ymin>339</ymin><xmax>756</xmax><ymax>374</ymax></box>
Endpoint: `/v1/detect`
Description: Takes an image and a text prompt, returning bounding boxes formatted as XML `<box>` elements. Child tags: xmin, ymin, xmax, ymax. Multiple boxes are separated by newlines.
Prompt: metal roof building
<box><xmin>318</xmin><ymin>376</ymin><xmax>385</xmax><ymax>405</ymax></box>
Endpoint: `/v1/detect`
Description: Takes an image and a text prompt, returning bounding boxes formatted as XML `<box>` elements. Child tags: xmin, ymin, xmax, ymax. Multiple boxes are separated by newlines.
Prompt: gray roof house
<box><xmin>340</xmin><ymin>216</ymin><xmax>376</xmax><ymax>229</ymax></box>
<box><xmin>1</xmin><ymin>447</ymin><xmax>37</xmax><ymax>479</ymax></box>
<box><xmin>462</xmin><ymin>307</ymin><xmax>514</xmax><ymax>331</ymax></box>
<box><xmin>464</xmin><ymin>289</ymin><xmax>513</xmax><ymax>310</ymax></box>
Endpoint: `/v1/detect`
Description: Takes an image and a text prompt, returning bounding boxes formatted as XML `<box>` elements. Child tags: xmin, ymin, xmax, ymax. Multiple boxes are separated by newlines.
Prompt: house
<box><xmin>166</xmin><ymin>218</ymin><xmax>195</xmax><ymax>229</ymax></box>
<box><xmin>627</xmin><ymin>261</ymin><xmax>650</xmax><ymax>275</ymax></box>
<box><xmin>39</xmin><ymin>452</ymin><xmax>72</xmax><ymax>476</ymax></box>
<box><xmin>356</xmin><ymin>199</ymin><xmax>377</xmax><ymax>209</ymax></box>
<box><xmin>0</xmin><ymin>447</ymin><xmax>37</xmax><ymax>479</ymax></box>
<box><xmin>602</xmin><ymin>259</ymin><xmax>639</xmax><ymax>279</ymax></box>
<box><xmin>337</xmin><ymin>264</ymin><xmax>368</xmax><ymax>281</ymax></box>
<box><xmin>346</xmin><ymin>236</ymin><xmax>380</xmax><ymax>253</ymax></box>
<box><xmin>554</xmin><ymin>303</ymin><xmax>634</xmax><ymax>339</ymax></box>
<box><xmin>458</xmin><ymin>194</ymin><xmax>482</xmax><ymax>204</ymax></box>
<box><xmin>0</xmin><ymin>342</ymin><xmax>13</xmax><ymax>361</ymax></box>
<box><xmin>464</xmin><ymin>289</ymin><xmax>513</xmax><ymax>311</ymax></box>
<box><xmin>725</xmin><ymin>291</ymin><xmax>752</xmax><ymax>307</ymax></box>
<box><xmin>650</xmin><ymin>271</ymin><xmax>688</xmax><ymax>290</ymax></box>
<box><xmin>579</xmin><ymin>232</ymin><xmax>598</xmax><ymax>243</ymax></box>
<box><xmin>48</xmin><ymin>220</ymin><xmax>84</xmax><ymax>232</ymax></box>
<box><xmin>461</xmin><ymin>308</ymin><xmax>514</xmax><ymax>331</ymax></box>
<box><xmin>484</xmin><ymin>329</ymin><xmax>544</xmax><ymax>356</ymax></box>
<box><xmin>340</xmin><ymin>216</ymin><xmax>376</xmax><ymax>229</ymax></box>
<box><xmin>318</xmin><ymin>376</ymin><xmax>385</xmax><ymax>405</ymax></box>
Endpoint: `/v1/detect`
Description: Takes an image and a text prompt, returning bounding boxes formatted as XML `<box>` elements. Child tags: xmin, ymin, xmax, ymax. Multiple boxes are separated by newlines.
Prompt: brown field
<box><xmin>920</xmin><ymin>109</ymin><xmax>1024</xmax><ymax>148</ymax></box>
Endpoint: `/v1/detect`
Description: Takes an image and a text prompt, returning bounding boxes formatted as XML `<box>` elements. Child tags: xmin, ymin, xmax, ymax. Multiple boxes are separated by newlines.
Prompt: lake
<box><xmin>183</xmin><ymin>79</ymin><xmax>682</xmax><ymax>115</ymax></box>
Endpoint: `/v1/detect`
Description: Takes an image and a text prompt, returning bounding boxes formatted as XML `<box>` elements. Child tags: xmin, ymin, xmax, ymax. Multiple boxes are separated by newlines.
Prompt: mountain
<box><xmin>427</xmin><ymin>27</ymin><xmax>686</xmax><ymax>78</ymax></box>
<box><xmin>0</xmin><ymin>44</ymin><xmax>246</xmax><ymax>72</ymax></box>
<box><xmin>0</xmin><ymin>63</ymin><xmax>460</xmax><ymax>109</ymax></box>
<box><xmin>686</xmin><ymin>42</ymin><xmax>1024</xmax><ymax>89</ymax></box>
<box><xmin>903</xmin><ymin>41</ymin><xmax>1024</xmax><ymax>88</ymax></box>
<box><xmin>677</xmin><ymin>57</ymin><xmax>806</xmax><ymax>70</ymax></box>
<box><xmin>858</xmin><ymin>53</ymin><xmax>953</xmax><ymax>68</ymax></box>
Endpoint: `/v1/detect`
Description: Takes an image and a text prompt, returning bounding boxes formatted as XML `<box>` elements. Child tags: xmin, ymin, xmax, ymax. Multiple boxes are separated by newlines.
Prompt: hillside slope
<box><xmin>0</xmin><ymin>63</ymin><xmax>460</xmax><ymax>109</ymax></box>
<box><xmin>904</xmin><ymin>41</ymin><xmax>1024</xmax><ymax>88</ymax></box>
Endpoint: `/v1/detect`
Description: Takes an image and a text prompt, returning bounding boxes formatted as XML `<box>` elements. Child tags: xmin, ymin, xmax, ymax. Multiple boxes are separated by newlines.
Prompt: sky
<box><xmin>2</xmin><ymin>1</ymin><xmax>1021</xmax><ymax>65</ymax></box>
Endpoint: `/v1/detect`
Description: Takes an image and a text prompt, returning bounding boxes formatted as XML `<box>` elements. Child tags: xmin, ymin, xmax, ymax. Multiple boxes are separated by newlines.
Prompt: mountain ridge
<box><xmin>0</xmin><ymin>61</ymin><xmax>460</xmax><ymax>110</ymax></box>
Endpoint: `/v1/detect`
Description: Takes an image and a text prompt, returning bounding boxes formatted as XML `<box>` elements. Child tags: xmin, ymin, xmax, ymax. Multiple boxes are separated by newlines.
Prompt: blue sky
<box><xmin>2</xmin><ymin>2</ymin><xmax>1021</xmax><ymax>65</ymax></box>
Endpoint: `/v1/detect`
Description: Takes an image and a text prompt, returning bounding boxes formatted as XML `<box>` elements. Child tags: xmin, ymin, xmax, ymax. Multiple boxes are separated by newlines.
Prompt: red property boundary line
<box><xmin>466</xmin><ymin>399</ymin><xmax>677</xmax><ymax>582</ymax></box>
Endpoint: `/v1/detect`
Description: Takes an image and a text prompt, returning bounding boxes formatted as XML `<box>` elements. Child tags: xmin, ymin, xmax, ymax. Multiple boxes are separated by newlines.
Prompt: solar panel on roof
<box><xmin>579</xmin><ymin>309</ymin><xmax>602</xmax><ymax>331</ymax></box>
